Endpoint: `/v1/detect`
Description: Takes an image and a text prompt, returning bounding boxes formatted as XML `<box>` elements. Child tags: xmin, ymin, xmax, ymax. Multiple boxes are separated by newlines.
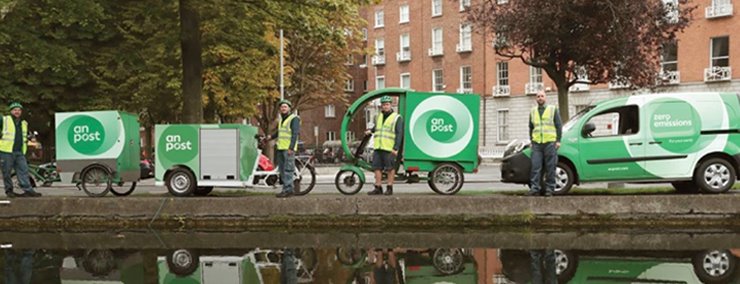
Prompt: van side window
<box><xmin>583</xmin><ymin>105</ymin><xmax>639</xmax><ymax>138</ymax></box>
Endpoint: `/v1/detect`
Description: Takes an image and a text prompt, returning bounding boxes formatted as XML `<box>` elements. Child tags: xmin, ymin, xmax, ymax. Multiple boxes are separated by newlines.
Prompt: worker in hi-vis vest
<box><xmin>528</xmin><ymin>91</ymin><xmax>563</xmax><ymax>197</ymax></box>
<box><xmin>269</xmin><ymin>99</ymin><xmax>301</xmax><ymax>198</ymax></box>
<box><xmin>1</xmin><ymin>102</ymin><xmax>41</xmax><ymax>198</ymax></box>
<box><xmin>365</xmin><ymin>95</ymin><xmax>404</xmax><ymax>196</ymax></box>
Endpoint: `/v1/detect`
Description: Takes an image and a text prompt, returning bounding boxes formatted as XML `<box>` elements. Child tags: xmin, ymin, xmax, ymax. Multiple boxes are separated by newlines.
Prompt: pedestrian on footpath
<box><xmin>2</xmin><ymin>102</ymin><xmax>41</xmax><ymax>198</ymax></box>
<box><xmin>366</xmin><ymin>96</ymin><xmax>404</xmax><ymax>196</ymax></box>
<box><xmin>528</xmin><ymin>91</ymin><xmax>562</xmax><ymax>196</ymax></box>
<box><xmin>269</xmin><ymin>100</ymin><xmax>301</xmax><ymax>198</ymax></box>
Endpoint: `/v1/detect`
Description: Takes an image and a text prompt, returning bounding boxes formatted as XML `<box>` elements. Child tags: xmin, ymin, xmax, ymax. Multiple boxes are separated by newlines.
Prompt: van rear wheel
<box><xmin>695</xmin><ymin>158</ymin><xmax>736</xmax><ymax>194</ymax></box>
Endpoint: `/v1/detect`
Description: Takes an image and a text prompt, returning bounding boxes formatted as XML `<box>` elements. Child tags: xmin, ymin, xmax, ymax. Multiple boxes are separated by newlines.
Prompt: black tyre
<box><xmin>81</xmin><ymin>165</ymin><xmax>112</xmax><ymax>197</ymax></box>
<box><xmin>555</xmin><ymin>249</ymin><xmax>578</xmax><ymax>284</ymax></box>
<box><xmin>695</xmin><ymin>158</ymin><xmax>736</xmax><ymax>194</ymax></box>
<box><xmin>166</xmin><ymin>168</ymin><xmax>196</xmax><ymax>197</ymax></box>
<box><xmin>193</xmin><ymin>186</ymin><xmax>213</xmax><ymax>196</ymax></box>
<box><xmin>692</xmin><ymin>250</ymin><xmax>737</xmax><ymax>283</ymax></box>
<box><xmin>432</xmin><ymin>248</ymin><xmax>465</xmax><ymax>275</ymax></box>
<box><xmin>671</xmin><ymin>181</ymin><xmax>699</xmax><ymax>194</ymax></box>
<box><xmin>429</xmin><ymin>163</ymin><xmax>464</xmax><ymax>195</ymax></box>
<box><xmin>553</xmin><ymin>162</ymin><xmax>575</xmax><ymax>195</ymax></box>
<box><xmin>166</xmin><ymin>249</ymin><xmax>200</xmax><ymax>277</ymax></box>
<box><xmin>111</xmin><ymin>182</ymin><xmax>136</xmax><ymax>196</ymax></box>
<box><xmin>335</xmin><ymin>170</ymin><xmax>364</xmax><ymax>195</ymax></box>
<box><xmin>10</xmin><ymin>173</ymin><xmax>37</xmax><ymax>190</ymax></box>
<box><xmin>294</xmin><ymin>164</ymin><xmax>316</xmax><ymax>196</ymax></box>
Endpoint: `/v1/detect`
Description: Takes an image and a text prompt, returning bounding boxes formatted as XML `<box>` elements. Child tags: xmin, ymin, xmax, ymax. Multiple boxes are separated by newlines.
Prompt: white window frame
<box><xmin>347</xmin><ymin>131</ymin><xmax>355</xmax><ymax>142</ymax></box>
<box><xmin>497</xmin><ymin>109</ymin><xmax>510</xmax><ymax>143</ymax></box>
<box><xmin>399</xmin><ymin>4</ymin><xmax>410</xmax><ymax>24</ymax></box>
<box><xmin>460</xmin><ymin>0</ymin><xmax>471</xmax><ymax>11</ymax></box>
<box><xmin>376</xmin><ymin>76</ymin><xmax>385</xmax><ymax>90</ymax></box>
<box><xmin>362</xmin><ymin>28</ymin><xmax>368</xmax><ymax>41</ymax></box>
<box><xmin>460</xmin><ymin>66</ymin><xmax>472</xmax><ymax>91</ymax></box>
<box><xmin>375</xmin><ymin>38</ymin><xmax>385</xmax><ymax>56</ymax></box>
<box><xmin>497</xmin><ymin>0</ymin><xmax>509</xmax><ymax>4</ymax></box>
<box><xmin>497</xmin><ymin>62</ymin><xmax>509</xmax><ymax>87</ymax></box>
<box><xmin>374</xmin><ymin>10</ymin><xmax>384</xmax><ymax>28</ymax></box>
<box><xmin>345</xmin><ymin>54</ymin><xmax>354</xmax><ymax>65</ymax></box>
<box><xmin>432</xmin><ymin>69</ymin><xmax>444</xmax><ymax>92</ymax></box>
<box><xmin>398</xmin><ymin>33</ymin><xmax>411</xmax><ymax>62</ymax></box>
<box><xmin>432</xmin><ymin>0</ymin><xmax>443</xmax><ymax>17</ymax></box>
<box><xmin>457</xmin><ymin>23</ymin><xmax>472</xmax><ymax>52</ymax></box>
<box><xmin>430</xmin><ymin>28</ymin><xmax>443</xmax><ymax>56</ymax></box>
<box><xmin>710</xmin><ymin>36</ymin><xmax>729</xmax><ymax>68</ymax></box>
<box><xmin>326</xmin><ymin>131</ymin><xmax>336</xmax><ymax>141</ymax></box>
<box><xmin>400</xmin><ymin>73</ymin><xmax>411</xmax><ymax>89</ymax></box>
<box><xmin>344</xmin><ymin>79</ymin><xmax>354</xmax><ymax>92</ymax></box>
<box><xmin>325</xmin><ymin>105</ymin><xmax>336</xmax><ymax>118</ymax></box>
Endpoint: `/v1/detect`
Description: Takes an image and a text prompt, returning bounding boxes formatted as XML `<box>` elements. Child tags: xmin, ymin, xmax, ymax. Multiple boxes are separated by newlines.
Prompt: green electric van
<box><xmin>502</xmin><ymin>92</ymin><xmax>740</xmax><ymax>194</ymax></box>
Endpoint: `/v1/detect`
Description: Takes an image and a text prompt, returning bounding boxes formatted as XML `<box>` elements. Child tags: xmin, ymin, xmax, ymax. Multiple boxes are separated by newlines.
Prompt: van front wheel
<box><xmin>695</xmin><ymin>158</ymin><xmax>736</xmax><ymax>194</ymax></box>
<box><xmin>553</xmin><ymin>163</ymin><xmax>575</xmax><ymax>195</ymax></box>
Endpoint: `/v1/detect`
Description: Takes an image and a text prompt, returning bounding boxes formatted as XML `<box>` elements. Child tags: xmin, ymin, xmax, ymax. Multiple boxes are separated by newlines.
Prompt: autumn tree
<box><xmin>468</xmin><ymin>0</ymin><xmax>695</xmax><ymax>120</ymax></box>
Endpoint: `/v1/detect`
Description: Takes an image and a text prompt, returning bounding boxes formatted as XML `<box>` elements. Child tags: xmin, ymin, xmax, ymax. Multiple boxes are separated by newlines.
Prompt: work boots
<box><xmin>384</xmin><ymin>185</ymin><xmax>393</xmax><ymax>195</ymax></box>
<box><xmin>368</xmin><ymin>185</ymin><xmax>383</xmax><ymax>195</ymax></box>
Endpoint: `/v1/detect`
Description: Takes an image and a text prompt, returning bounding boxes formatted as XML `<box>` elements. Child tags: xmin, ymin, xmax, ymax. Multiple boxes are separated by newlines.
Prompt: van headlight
<box><xmin>503</xmin><ymin>139</ymin><xmax>530</xmax><ymax>157</ymax></box>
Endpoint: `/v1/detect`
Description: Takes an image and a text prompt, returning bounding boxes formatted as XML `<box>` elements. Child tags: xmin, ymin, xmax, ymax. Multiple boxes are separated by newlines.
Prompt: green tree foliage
<box><xmin>468</xmin><ymin>0</ymin><xmax>695</xmax><ymax>120</ymax></box>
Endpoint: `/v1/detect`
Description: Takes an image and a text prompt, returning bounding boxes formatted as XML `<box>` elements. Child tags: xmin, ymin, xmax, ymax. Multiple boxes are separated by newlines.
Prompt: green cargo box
<box><xmin>154</xmin><ymin>124</ymin><xmax>259</xmax><ymax>196</ymax></box>
<box><xmin>55</xmin><ymin>111</ymin><xmax>141</xmax><ymax>190</ymax></box>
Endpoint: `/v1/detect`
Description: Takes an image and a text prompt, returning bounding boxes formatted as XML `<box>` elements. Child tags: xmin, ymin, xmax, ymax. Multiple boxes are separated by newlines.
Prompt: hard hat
<box><xmin>380</xmin><ymin>96</ymin><xmax>392</xmax><ymax>103</ymax></box>
<box><xmin>278</xmin><ymin>99</ymin><xmax>292</xmax><ymax>108</ymax></box>
<box><xmin>8</xmin><ymin>102</ymin><xmax>22</xmax><ymax>111</ymax></box>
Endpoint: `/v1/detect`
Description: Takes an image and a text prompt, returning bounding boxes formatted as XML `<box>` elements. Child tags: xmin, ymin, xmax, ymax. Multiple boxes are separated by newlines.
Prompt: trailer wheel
<box><xmin>166</xmin><ymin>249</ymin><xmax>200</xmax><ymax>277</ymax></box>
<box><xmin>10</xmin><ymin>173</ymin><xmax>37</xmax><ymax>190</ymax></box>
<box><xmin>193</xmin><ymin>186</ymin><xmax>213</xmax><ymax>196</ymax></box>
<box><xmin>111</xmin><ymin>182</ymin><xmax>136</xmax><ymax>196</ymax></box>
<box><xmin>429</xmin><ymin>163</ymin><xmax>464</xmax><ymax>195</ymax></box>
<box><xmin>81</xmin><ymin>165</ymin><xmax>112</xmax><ymax>197</ymax></box>
<box><xmin>293</xmin><ymin>164</ymin><xmax>316</xmax><ymax>196</ymax></box>
<box><xmin>166</xmin><ymin>168</ymin><xmax>196</xmax><ymax>197</ymax></box>
<box><xmin>335</xmin><ymin>170</ymin><xmax>363</xmax><ymax>195</ymax></box>
<box><xmin>695</xmin><ymin>158</ymin><xmax>736</xmax><ymax>194</ymax></box>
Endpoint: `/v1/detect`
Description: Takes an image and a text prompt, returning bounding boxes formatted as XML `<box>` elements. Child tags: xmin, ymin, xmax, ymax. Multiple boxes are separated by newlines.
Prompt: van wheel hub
<box><xmin>703</xmin><ymin>164</ymin><xmax>730</xmax><ymax>189</ymax></box>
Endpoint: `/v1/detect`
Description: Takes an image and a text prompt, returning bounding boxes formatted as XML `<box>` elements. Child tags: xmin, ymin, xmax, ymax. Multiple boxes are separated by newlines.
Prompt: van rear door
<box><xmin>643</xmin><ymin>99</ymin><xmax>699</xmax><ymax>179</ymax></box>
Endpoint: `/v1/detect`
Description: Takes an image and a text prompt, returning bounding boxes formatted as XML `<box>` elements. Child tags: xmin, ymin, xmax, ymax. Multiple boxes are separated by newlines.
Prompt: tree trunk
<box><xmin>178</xmin><ymin>0</ymin><xmax>203</xmax><ymax>124</ymax></box>
<box><xmin>556</xmin><ymin>82</ymin><xmax>570</xmax><ymax>122</ymax></box>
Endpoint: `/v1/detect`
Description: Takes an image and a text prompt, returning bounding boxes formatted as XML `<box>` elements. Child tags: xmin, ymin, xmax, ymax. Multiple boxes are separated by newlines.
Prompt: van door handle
<box><xmin>629</xmin><ymin>142</ymin><xmax>643</xmax><ymax>146</ymax></box>
<box><xmin>649</xmin><ymin>141</ymin><xmax>662</xmax><ymax>145</ymax></box>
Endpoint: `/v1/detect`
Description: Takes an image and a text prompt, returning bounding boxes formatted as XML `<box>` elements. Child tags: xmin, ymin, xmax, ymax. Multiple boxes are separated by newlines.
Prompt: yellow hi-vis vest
<box><xmin>277</xmin><ymin>114</ymin><xmax>298</xmax><ymax>151</ymax></box>
<box><xmin>374</xmin><ymin>112</ymin><xmax>399</xmax><ymax>152</ymax></box>
<box><xmin>0</xmin><ymin>115</ymin><xmax>27</xmax><ymax>154</ymax></box>
<box><xmin>531</xmin><ymin>105</ymin><xmax>557</xmax><ymax>143</ymax></box>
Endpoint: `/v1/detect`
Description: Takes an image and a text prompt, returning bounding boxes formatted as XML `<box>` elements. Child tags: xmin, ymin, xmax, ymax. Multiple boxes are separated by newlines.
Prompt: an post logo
<box><xmin>67</xmin><ymin>116</ymin><xmax>106</xmax><ymax>155</ymax></box>
<box><xmin>158</xmin><ymin>127</ymin><xmax>198</xmax><ymax>163</ymax></box>
<box><xmin>410</xmin><ymin>96</ymin><xmax>473</xmax><ymax>158</ymax></box>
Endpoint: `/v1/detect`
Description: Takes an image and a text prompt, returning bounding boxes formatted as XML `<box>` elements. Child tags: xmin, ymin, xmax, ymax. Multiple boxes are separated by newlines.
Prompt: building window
<box><xmin>432</xmin><ymin>0</ymin><xmax>443</xmax><ymax>16</ymax></box>
<box><xmin>376</xmin><ymin>76</ymin><xmax>385</xmax><ymax>90</ymax></box>
<box><xmin>530</xmin><ymin>66</ymin><xmax>543</xmax><ymax>84</ymax></box>
<box><xmin>375</xmin><ymin>38</ymin><xmax>385</xmax><ymax>56</ymax></box>
<box><xmin>399</xmin><ymin>5</ymin><xmax>410</xmax><ymax>23</ymax></box>
<box><xmin>497</xmin><ymin>0</ymin><xmax>509</xmax><ymax>4</ymax></box>
<box><xmin>361</xmin><ymin>54</ymin><xmax>367</xmax><ymax>67</ymax></box>
<box><xmin>497</xmin><ymin>109</ymin><xmax>509</xmax><ymax>143</ymax></box>
<box><xmin>362</xmin><ymin>28</ymin><xmax>367</xmax><ymax>41</ymax></box>
<box><xmin>710</xmin><ymin>36</ymin><xmax>729</xmax><ymax>68</ymax></box>
<box><xmin>325</xmin><ymin>105</ymin><xmax>336</xmax><ymax>118</ymax></box>
<box><xmin>460</xmin><ymin>66</ymin><xmax>472</xmax><ymax>91</ymax></box>
<box><xmin>400</xmin><ymin>73</ymin><xmax>411</xmax><ymax>89</ymax></box>
<box><xmin>432</xmin><ymin>69</ymin><xmax>444</xmax><ymax>92</ymax></box>
<box><xmin>460</xmin><ymin>0</ymin><xmax>471</xmax><ymax>11</ymax></box>
<box><xmin>344</xmin><ymin>79</ymin><xmax>354</xmax><ymax>92</ymax></box>
<box><xmin>662</xmin><ymin>0</ymin><xmax>679</xmax><ymax>23</ymax></box>
<box><xmin>326</xmin><ymin>131</ymin><xmax>336</xmax><ymax>141</ymax></box>
<box><xmin>431</xmin><ymin>28</ymin><xmax>443</xmax><ymax>55</ymax></box>
<box><xmin>497</xmin><ymin>62</ymin><xmax>509</xmax><ymax>86</ymax></box>
<box><xmin>706</xmin><ymin>0</ymin><xmax>733</xmax><ymax>18</ymax></box>
<box><xmin>347</xmin><ymin>131</ymin><xmax>355</xmax><ymax>142</ymax></box>
<box><xmin>374</xmin><ymin>10</ymin><xmax>384</xmax><ymax>28</ymax></box>
<box><xmin>345</xmin><ymin>54</ymin><xmax>354</xmax><ymax>65</ymax></box>
<box><xmin>398</xmin><ymin>33</ymin><xmax>411</xmax><ymax>61</ymax></box>
<box><xmin>457</xmin><ymin>23</ymin><xmax>472</xmax><ymax>52</ymax></box>
<box><xmin>363</xmin><ymin>80</ymin><xmax>368</xmax><ymax>91</ymax></box>
<box><xmin>661</xmin><ymin>42</ymin><xmax>678</xmax><ymax>72</ymax></box>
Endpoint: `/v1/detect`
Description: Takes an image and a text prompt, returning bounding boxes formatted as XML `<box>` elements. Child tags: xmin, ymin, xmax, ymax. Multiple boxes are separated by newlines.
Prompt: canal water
<box><xmin>1</xmin><ymin>231</ymin><xmax>738</xmax><ymax>284</ymax></box>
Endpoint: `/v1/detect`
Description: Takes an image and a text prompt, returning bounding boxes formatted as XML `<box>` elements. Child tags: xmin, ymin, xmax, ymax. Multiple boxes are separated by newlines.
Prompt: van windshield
<box><xmin>563</xmin><ymin>106</ymin><xmax>595</xmax><ymax>132</ymax></box>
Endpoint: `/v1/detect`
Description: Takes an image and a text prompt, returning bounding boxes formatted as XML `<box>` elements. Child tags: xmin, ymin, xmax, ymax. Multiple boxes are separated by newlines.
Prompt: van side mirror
<box><xmin>582</xmin><ymin>122</ymin><xmax>596</xmax><ymax>137</ymax></box>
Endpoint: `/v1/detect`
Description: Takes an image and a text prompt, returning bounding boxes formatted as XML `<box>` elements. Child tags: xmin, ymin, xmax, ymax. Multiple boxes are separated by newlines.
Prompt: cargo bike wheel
<box><xmin>80</xmin><ymin>164</ymin><xmax>112</xmax><ymax>197</ymax></box>
<box><xmin>428</xmin><ymin>163</ymin><xmax>464</xmax><ymax>195</ymax></box>
<box><xmin>111</xmin><ymin>182</ymin><xmax>137</xmax><ymax>196</ymax></box>
<box><xmin>166</xmin><ymin>168</ymin><xmax>196</xmax><ymax>197</ymax></box>
<box><xmin>293</xmin><ymin>164</ymin><xmax>316</xmax><ymax>196</ymax></box>
<box><xmin>335</xmin><ymin>169</ymin><xmax>364</xmax><ymax>195</ymax></box>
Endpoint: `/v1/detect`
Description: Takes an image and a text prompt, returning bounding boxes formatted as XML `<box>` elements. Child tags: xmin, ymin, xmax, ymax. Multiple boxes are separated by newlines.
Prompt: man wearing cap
<box><xmin>269</xmin><ymin>100</ymin><xmax>300</xmax><ymax>198</ymax></box>
<box><xmin>1</xmin><ymin>103</ymin><xmax>41</xmax><ymax>197</ymax></box>
<box><xmin>366</xmin><ymin>95</ymin><xmax>404</xmax><ymax>195</ymax></box>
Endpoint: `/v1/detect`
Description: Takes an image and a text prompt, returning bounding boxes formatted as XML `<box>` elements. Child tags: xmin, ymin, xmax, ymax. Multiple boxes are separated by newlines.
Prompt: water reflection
<box><xmin>1</xmin><ymin>242</ymin><xmax>739</xmax><ymax>283</ymax></box>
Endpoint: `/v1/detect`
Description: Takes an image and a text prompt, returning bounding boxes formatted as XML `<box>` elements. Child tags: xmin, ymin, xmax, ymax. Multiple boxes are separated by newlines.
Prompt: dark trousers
<box><xmin>1</xmin><ymin>151</ymin><xmax>33</xmax><ymax>193</ymax></box>
<box><xmin>276</xmin><ymin>150</ymin><xmax>295</xmax><ymax>193</ymax></box>
<box><xmin>529</xmin><ymin>142</ymin><xmax>557</xmax><ymax>194</ymax></box>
